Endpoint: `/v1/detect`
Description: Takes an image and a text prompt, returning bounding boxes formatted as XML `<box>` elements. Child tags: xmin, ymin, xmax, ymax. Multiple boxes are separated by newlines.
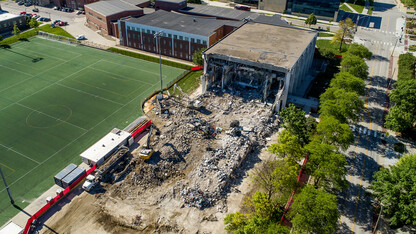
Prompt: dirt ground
<box><xmin>40</xmin><ymin>86</ymin><xmax>280</xmax><ymax>234</ymax></box>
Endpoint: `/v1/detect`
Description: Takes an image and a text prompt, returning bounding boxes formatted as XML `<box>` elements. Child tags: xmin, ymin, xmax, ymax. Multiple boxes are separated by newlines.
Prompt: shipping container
<box><xmin>61</xmin><ymin>167</ymin><xmax>86</xmax><ymax>189</ymax></box>
<box><xmin>54</xmin><ymin>164</ymin><xmax>77</xmax><ymax>188</ymax></box>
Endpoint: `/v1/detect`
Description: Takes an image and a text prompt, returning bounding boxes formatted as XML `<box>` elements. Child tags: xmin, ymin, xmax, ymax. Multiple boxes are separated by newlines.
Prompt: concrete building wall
<box><xmin>0</xmin><ymin>16</ymin><xmax>27</xmax><ymax>34</ymax></box>
<box><xmin>258</xmin><ymin>0</ymin><xmax>287</xmax><ymax>13</ymax></box>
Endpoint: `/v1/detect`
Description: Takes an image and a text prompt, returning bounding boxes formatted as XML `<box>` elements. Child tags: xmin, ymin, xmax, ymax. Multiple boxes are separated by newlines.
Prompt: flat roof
<box><xmin>120</xmin><ymin>0</ymin><xmax>150</xmax><ymax>5</ymax></box>
<box><xmin>80</xmin><ymin>128</ymin><xmax>130</xmax><ymax>163</ymax></box>
<box><xmin>179</xmin><ymin>4</ymin><xmax>257</xmax><ymax>20</ymax></box>
<box><xmin>0</xmin><ymin>221</ymin><xmax>23</xmax><ymax>234</ymax></box>
<box><xmin>85</xmin><ymin>0</ymin><xmax>142</xmax><ymax>17</ymax></box>
<box><xmin>0</xmin><ymin>13</ymin><xmax>21</xmax><ymax>22</ymax></box>
<box><xmin>123</xmin><ymin>10</ymin><xmax>243</xmax><ymax>37</ymax></box>
<box><xmin>156</xmin><ymin>0</ymin><xmax>185</xmax><ymax>3</ymax></box>
<box><xmin>205</xmin><ymin>22</ymin><xmax>317</xmax><ymax>70</ymax></box>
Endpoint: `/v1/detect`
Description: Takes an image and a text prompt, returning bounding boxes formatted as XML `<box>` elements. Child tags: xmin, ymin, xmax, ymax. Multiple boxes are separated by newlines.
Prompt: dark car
<box><xmin>32</xmin><ymin>8</ymin><xmax>39</xmax><ymax>12</ymax></box>
<box><xmin>24</xmin><ymin>3</ymin><xmax>32</xmax><ymax>6</ymax></box>
<box><xmin>18</xmin><ymin>1</ymin><xmax>25</xmax><ymax>5</ymax></box>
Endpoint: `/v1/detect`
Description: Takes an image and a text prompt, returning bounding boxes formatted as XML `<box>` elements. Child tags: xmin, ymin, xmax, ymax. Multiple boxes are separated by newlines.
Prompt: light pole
<box><xmin>154</xmin><ymin>30</ymin><xmax>163</xmax><ymax>99</ymax></box>
<box><xmin>0</xmin><ymin>166</ymin><xmax>14</xmax><ymax>205</ymax></box>
<box><xmin>372</xmin><ymin>200</ymin><xmax>383</xmax><ymax>234</ymax></box>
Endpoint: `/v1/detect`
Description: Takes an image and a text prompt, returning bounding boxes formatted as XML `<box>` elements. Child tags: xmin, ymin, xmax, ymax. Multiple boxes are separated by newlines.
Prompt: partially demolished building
<box><xmin>202</xmin><ymin>22</ymin><xmax>317</xmax><ymax>112</ymax></box>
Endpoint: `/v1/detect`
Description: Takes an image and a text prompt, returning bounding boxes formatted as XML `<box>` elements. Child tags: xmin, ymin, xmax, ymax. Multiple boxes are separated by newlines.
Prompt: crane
<box><xmin>139</xmin><ymin>125</ymin><xmax>154</xmax><ymax>159</ymax></box>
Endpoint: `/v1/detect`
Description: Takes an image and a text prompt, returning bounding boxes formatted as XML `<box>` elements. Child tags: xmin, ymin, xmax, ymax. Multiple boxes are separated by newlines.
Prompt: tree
<box><xmin>340</xmin><ymin>54</ymin><xmax>369</xmax><ymax>80</ymax></box>
<box><xmin>251</xmin><ymin>160</ymin><xmax>299</xmax><ymax>200</ymax></box>
<box><xmin>305</xmin><ymin>140</ymin><xmax>348</xmax><ymax>191</ymax></box>
<box><xmin>29</xmin><ymin>17</ymin><xmax>40</xmax><ymax>32</ymax></box>
<box><xmin>305</xmin><ymin>13</ymin><xmax>317</xmax><ymax>28</ymax></box>
<box><xmin>12</xmin><ymin>25</ymin><xmax>21</xmax><ymax>39</ymax></box>
<box><xmin>267</xmin><ymin>130</ymin><xmax>305</xmax><ymax>166</ymax></box>
<box><xmin>347</xmin><ymin>43</ymin><xmax>373</xmax><ymax>60</ymax></box>
<box><xmin>332</xmin><ymin>18</ymin><xmax>355</xmax><ymax>52</ymax></box>
<box><xmin>320</xmin><ymin>87</ymin><xmax>364</xmax><ymax>123</ymax></box>
<box><xmin>224</xmin><ymin>192</ymin><xmax>289</xmax><ymax>234</ymax></box>
<box><xmin>330</xmin><ymin>71</ymin><xmax>365</xmax><ymax>95</ymax></box>
<box><xmin>187</xmin><ymin>0</ymin><xmax>201</xmax><ymax>3</ymax></box>
<box><xmin>289</xmin><ymin>185</ymin><xmax>339</xmax><ymax>233</ymax></box>
<box><xmin>0</xmin><ymin>35</ymin><xmax>3</xmax><ymax>46</ymax></box>
<box><xmin>398</xmin><ymin>53</ymin><xmax>415</xmax><ymax>81</ymax></box>
<box><xmin>280</xmin><ymin>104</ymin><xmax>309</xmax><ymax>146</ymax></box>
<box><xmin>385</xmin><ymin>79</ymin><xmax>416</xmax><ymax>132</ymax></box>
<box><xmin>192</xmin><ymin>47</ymin><xmax>205</xmax><ymax>66</ymax></box>
<box><xmin>316</xmin><ymin>116</ymin><xmax>354</xmax><ymax>150</ymax></box>
<box><xmin>370</xmin><ymin>153</ymin><xmax>416</xmax><ymax>227</ymax></box>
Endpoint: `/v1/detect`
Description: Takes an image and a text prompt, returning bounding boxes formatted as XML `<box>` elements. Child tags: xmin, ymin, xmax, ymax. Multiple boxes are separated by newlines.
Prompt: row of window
<box><xmin>88</xmin><ymin>11</ymin><xmax>103</xmax><ymax>22</ymax></box>
<box><xmin>126</xmin><ymin>26</ymin><xmax>207</xmax><ymax>45</ymax></box>
<box><xmin>0</xmin><ymin>19</ymin><xmax>24</xmax><ymax>29</ymax></box>
<box><xmin>128</xmin><ymin>41</ymin><xmax>192</xmax><ymax>60</ymax></box>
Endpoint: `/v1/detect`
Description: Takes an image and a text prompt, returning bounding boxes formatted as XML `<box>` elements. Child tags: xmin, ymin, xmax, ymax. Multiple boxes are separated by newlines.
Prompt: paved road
<box><xmin>338</xmin><ymin>0</ymin><xmax>413</xmax><ymax>233</ymax></box>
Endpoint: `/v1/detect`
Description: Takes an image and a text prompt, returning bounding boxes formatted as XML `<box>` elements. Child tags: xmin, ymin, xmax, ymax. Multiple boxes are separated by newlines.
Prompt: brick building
<box><xmin>54</xmin><ymin>0</ymin><xmax>149</xmax><ymax>11</ymax></box>
<box><xmin>0</xmin><ymin>13</ymin><xmax>27</xmax><ymax>34</ymax></box>
<box><xmin>85</xmin><ymin>0</ymin><xmax>144</xmax><ymax>36</ymax></box>
<box><xmin>118</xmin><ymin>10</ymin><xmax>243</xmax><ymax>61</ymax></box>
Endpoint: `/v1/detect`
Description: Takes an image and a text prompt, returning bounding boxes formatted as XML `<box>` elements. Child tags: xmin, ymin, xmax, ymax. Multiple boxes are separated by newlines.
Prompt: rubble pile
<box><xmin>106</xmin><ymin>88</ymin><xmax>280</xmax><ymax>210</ymax></box>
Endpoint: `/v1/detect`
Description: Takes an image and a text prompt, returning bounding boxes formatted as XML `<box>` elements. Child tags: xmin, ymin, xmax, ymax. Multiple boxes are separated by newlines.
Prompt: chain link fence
<box><xmin>37</xmin><ymin>31</ymin><xmax>110</xmax><ymax>50</ymax></box>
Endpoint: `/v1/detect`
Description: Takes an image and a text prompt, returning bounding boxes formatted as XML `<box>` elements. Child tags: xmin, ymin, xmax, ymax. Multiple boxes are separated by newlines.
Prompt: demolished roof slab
<box><xmin>204</xmin><ymin>22</ymin><xmax>317</xmax><ymax>73</ymax></box>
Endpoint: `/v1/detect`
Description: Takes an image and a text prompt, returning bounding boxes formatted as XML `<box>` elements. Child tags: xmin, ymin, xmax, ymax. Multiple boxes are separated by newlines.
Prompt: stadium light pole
<box><xmin>154</xmin><ymin>31</ymin><xmax>163</xmax><ymax>99</ymax></box>
<box><xmin>0</xmin><ymin>166</ymin><xmax>14</xmax><ymax>205</ymax></box>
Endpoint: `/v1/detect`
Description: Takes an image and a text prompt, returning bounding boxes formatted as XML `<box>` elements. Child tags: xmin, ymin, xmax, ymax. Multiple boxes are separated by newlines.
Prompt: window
<box><xmin>128</xmin><ymin>33</ymin><xmax>131</xmax><ymax>38</ymax></box>
<box><xmin>191</xmin><ymin>38</ymin><xmax>195</xmax><ymax>43</ymax></box>
<box><xmin>152</xmin><ymin>30</ymin><xmax>155</xmax><ymax>34</ymax></box>
<box><xmin>185</xmin><ymin>44</ymin><xmax>188</xmax><ymax>50</ymax></box>
<box><xmin>185</xmin><ymin>37</ymin><xmax>188</xmax><ymax>41</ymax></box>
<box><xmin>169</xmin><ymin>41</ymin><xmax>172</xmax><ymax>46</ymax></box>
<box><xmin>127</xmin><ymin>26</ymin><xmax>131</xmax><ymax>30</ymax></box>
<box><xmin>180</xmin><ymin>44</ymin><xmax>182</xmax><ymax>49</ymax></box>
<box><xmin>148</xmin><ymin>37</ymin><xmax>150</xmax><ymax>43</ymax></box>
<box><xmin>174</xmin><ymin>42</ymin><xmax>177</xmax><ymax>48</ymax></box>
<box><xmin>142</xmin><ymin>28</ymin><xmax>145</xmax><ymax>32</ymax></box>
<box><xmin>134</xmin><ymin>42</ymin><xmax>136</xmax><ymax>47</ymax></box>
<box><xmin>163</xmin><ymin>40</ymin><xmax>166</xmax><ymax>45</ymax></box>
<box><xmin>197</xmin><ymin>39</ymin><xmax>201</xmax><ymax>44</ymax></box>
<box><xmin>179</xmin><ymin>36</ymin><xmax>183</xmax><ymax>40</ymax></box>
<box><xmin>180</xmin><ymin>52</ymin><xmax>183</xmax><ymax>57</ymax></box>
<box><xmin>147</xmin><ymin>29</ymin><xmax>150</xmax><ymax>33</ymax></box>
<box><xmin>203</xmin><ymin>40</ymin><xmax>207</xmax><ymax>45</ymax></box>
<box><xmin>132</xmin><ymin>34</ymin><xmax>135</xmax><ymax>39</ymax></box>
<box><xmin>168</xmin><ymin>34</ymin><xmax>172</xmax><ymax>38</ymax></box>
<box><xmin>174</xmin><ymin>35</ymin><xmax>177</xmax><ymax>39</ymax></box>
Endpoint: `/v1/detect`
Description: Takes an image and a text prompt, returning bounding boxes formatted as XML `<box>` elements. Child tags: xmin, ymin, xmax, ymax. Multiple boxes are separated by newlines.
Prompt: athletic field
<box><xmin>0</xmin><ymin>37</ymin><xmax>185</xmax><ymax>225</ymax></box>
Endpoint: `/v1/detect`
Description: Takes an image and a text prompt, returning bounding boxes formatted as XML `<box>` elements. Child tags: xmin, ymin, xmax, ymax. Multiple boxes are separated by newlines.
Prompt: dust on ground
<box><xmin>41</xmin><ymin>86</ymin><xmax>280</xmax><ymax>234</ymax></box>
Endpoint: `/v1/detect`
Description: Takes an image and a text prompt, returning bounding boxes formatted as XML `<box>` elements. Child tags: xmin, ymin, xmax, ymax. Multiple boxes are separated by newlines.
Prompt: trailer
<box><xmin>54</xmin><ymin>164</ymin><xmax>77</xmax><ymax>188</ymax></box>
<box><xmin>61</xmin><ymin>167</ymin><xmax>86</xmax><ymax>189</ymax></box>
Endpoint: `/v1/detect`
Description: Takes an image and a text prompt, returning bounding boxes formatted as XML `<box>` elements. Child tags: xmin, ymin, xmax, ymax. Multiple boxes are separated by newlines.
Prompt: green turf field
<box><xmin>0</xmin><ymin>37</ymin><xmax>185</xmax><ymax>225</ymax></box>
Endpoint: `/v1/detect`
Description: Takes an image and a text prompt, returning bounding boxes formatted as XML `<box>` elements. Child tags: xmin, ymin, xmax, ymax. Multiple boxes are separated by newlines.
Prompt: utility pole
<box><xmin>154</xmin><ymin>31</ymin><xmax>163</xmax><ymax>99</ymax></box>
<box><xmin>0</xmin><ymin>166</ymin><xmax>14</xmax><ymax>205</ymax></box>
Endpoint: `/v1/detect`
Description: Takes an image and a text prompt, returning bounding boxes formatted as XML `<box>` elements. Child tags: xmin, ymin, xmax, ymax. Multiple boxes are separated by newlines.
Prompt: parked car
<box><xmin>76</xmin><ymin>34</ymin><xmax>85</xmax><ymax>40</ymax></box>
<box><xmin>33</xmin><ymin>15</ymin><xmax>40</xmax><ymax>19</ymax></box>
<box><xmin>20</xmin><ymin>11</ymin><xmax>26</xmax><ymax>15</ymax></box>
<box><xmin>37</xmin><ymin>17</ymin><xmax>44</xmax><ymax>21</ymax></box>
<box><xmin>24</xmin><ymin>3</ymin><xmax>32</xmax><ymax>6</ymax></box>
<box><xmin>32</xmin><ymin>8</ymin><xmax>39</xmax><ymax>12</ymax></box>
<box><xmin>53</xmin><ymin>6</ymin><xmax>59</xmax><ymax>10</ymax></box>
<box><xmin>18</xmin><ymin>1</ymin><xmax>25</xmax><ymax>5</ymax></box>
<box><xmin>234</xmin><ymin>4</ymin><xmax>251</xmax><ymax>11</ymax></box>
<box><xmin>56</xmin><ymin>21</ymin><xmax>68</xmax><ymax>26</ymax></box>
<box><xmin>76</xmin><ymin>10</ymin><xmax>82</xmax><ymax>15</ymax></box>
<box><xmin>43</xmin><ymin>17</ymin><xmax>50</xmax><ymax>22</ymax></box>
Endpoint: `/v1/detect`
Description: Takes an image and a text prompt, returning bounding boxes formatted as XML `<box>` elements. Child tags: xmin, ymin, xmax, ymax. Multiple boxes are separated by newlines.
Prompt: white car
<box><xmin>363</xmin><ymin>128</ymin><xmax>367</xmax><ymax>135</ymax></box>
<box><xmin>76</xmin><ymin>34</ymin><xmax>85</xmax><ymax>40</ymax></box>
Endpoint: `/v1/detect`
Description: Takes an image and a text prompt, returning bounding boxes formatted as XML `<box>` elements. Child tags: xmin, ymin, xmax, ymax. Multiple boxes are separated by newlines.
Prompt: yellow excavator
<box><xmin>139</xmin><ymin>125</ymin><xmax>154</xmax><ymax>159</ymax></box>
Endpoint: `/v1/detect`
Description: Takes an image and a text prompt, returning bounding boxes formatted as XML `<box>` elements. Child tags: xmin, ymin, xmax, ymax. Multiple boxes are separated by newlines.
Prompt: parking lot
<box><xmin>0</xmin><ymin>0</ymin><xmax>118</xmax><ymax>46</ymax></box>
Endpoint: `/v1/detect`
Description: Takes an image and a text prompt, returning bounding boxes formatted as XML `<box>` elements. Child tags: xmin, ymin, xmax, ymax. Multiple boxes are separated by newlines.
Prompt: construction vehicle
<box><xmin>139</xmin><ymin>125</ymin><xmax>154</xmax><ymax>159</ymax></box>
<box><xmin>173</xmin><ymin>84</ymin><xmax>203</xmax><ymax>109</ymax></box>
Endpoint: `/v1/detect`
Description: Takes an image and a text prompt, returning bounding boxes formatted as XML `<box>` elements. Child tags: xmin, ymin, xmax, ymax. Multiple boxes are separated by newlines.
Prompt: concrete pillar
<box><xmin>282</xmin><ymin>72</ymin><xmax>291</xmax><ymax>109</ymax></box>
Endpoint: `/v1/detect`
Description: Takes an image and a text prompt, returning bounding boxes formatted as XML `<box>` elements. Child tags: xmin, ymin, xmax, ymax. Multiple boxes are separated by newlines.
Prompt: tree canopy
<box><xmin>370</xmin><ymin>153</ymin><xmax>416</xmax><ymax>227</ymax></box>
<box><xmin>267</xmin><ymin>130</ymin><xmax>305</xmax><ymax>166</ymax></box>
<box><xmin>192</xmin><ymin>47</ymin><xmax>205</xmax><ymax>66</ymax></box>
<box><xmin>320</xmin><ymin>87</ymin><xmax>364</xmax><ymax>123</ymax></box>
<box><xmin>29</xmin><ymin>18</ymin><xmax>40</xmax><ymax>32</ymax></box>
<box><xmin>305</xmin><ymin>140</ymin><xmax>348</xmax><ymax>191</ymax></box>
<box><xmin>398</xmin><ymin>53</ymin><xmax>415</xmax><ymax>81</ymax></box>
<box><xmin>316</xmin><ymin>116</ymin><xmax>354</xmax><ymax>150</ymax></box>
<box><xmin>332</xmin><ymin>18</ymin><xmax>355</xmax><ymax>52</ymax></box>
<box><xmin>12</xmin><ymin>25</ymin><xmax>21</xmax><ymax>39</ymax></box>
<box><xmin>279</xmin><ymin>104</ymin><xmax>310</xmax><ymax>146</ymax></box>
<box><xmin>305</xmin><ymin>13</ymin><xmax>317</xmax><ymax>28</ymax></box>
<box><xmin>289</xmin><ymin>185</ymin><xmax>340</xmax><ymax>233</ymax></box>
<box><xmin>340</xmin><ymin>54</ymin><xmax>369</xmax><ymax>79</ymax></box>
<box><xmin>330</xmin><ymin>71</ymin><xmax>365</xmax><ymax>95</ymax></box>
<box><xmin>347</xmin><ymin>43</ymin><xmax>373</xmax><ymax>60</ymax></box>
<box><xmin>385</xmin><ymin>79</ymin><xmax>416</xmax><ymax>132</ymax></box>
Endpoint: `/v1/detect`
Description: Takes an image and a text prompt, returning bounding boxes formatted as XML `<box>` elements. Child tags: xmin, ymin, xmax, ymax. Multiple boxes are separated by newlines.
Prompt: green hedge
<box><xmin>107</xmin><ymin>47</ymin><xmax>192</xmax><ymax>70</ymax></box>
<box><xmin>398</xmin><ymin>53</ymin><xmax>416</xmax><ymax>81</ymax></box>
<box><xmin>0</xmin><ymin>24</ymin><xmax>74</xmax><ymax>45</ymax></box>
